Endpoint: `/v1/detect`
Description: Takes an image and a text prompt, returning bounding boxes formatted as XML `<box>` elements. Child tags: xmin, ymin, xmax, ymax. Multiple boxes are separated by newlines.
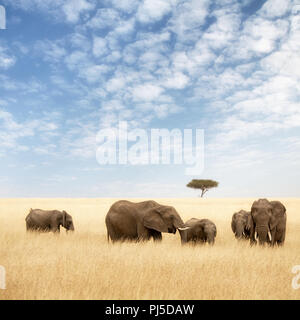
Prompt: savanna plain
<box><xmin>0</xmin><ymin>198</ymin><xmax>300</xmax><ymax>300</ymax></box>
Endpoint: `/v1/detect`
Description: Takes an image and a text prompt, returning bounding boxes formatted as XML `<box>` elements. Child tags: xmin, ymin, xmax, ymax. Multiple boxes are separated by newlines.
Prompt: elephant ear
<box><xmin>245</xmin><ymin>213</ymin><xmax>253</xmax><ymax>231</ymax></box>
<box><xmin>143</xmin><ymin>207</ymin><xmax>168</xmax><ymax>233</ymax></box>
<box><xmin>231</xmin><ymin>214</ymin><xmax>236</xmax><ymax>232</ymax></box>
<box><xmin>62</xmin><ymin>210</ymin><xmax>67</xmax><ymax>227</ymax></box>
<box><xmin>269</xmin><ymin>205</ymin><xmax>278</xmax><ymax>231</ymax></box>
<box><xmin>270</xmin><ymin>216</ymin><xmax>276</xmax><ymax>231</ymax></box>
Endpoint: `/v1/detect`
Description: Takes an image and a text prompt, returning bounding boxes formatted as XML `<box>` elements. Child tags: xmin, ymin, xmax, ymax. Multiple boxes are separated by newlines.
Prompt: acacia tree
<box><xmin>187</xmin><ymin>179</ymin><xmax>219</xmax><ymax>197</ymax></box>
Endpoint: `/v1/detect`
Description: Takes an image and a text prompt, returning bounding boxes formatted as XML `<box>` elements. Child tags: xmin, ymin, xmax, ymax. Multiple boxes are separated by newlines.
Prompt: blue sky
<box><xmin>0</xmin><ymin>0</ymin><xmax>299</xmax><ymax>198</ymax></box>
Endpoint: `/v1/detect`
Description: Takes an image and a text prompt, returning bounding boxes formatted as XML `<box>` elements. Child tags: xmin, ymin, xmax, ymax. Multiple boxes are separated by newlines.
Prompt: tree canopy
<box><xmin>187</xmin><ymin>179</ymin><xmax>219</xmax><ymax>197</ymax></box>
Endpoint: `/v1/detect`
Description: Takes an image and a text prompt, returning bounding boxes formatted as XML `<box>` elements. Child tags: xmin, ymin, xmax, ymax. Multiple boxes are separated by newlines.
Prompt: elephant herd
<box><xmin>231</xmin><ymin>199</ymin><xmax>287</xmax><ymax>246</ymax></box>
<box><xmin>25</xmin><ymin>198</ymin><xmax>287</xmax><ymax>246</ymax></box>
<box><xmin>105</xmin><ymin>200</ymin><xmax>217</xmax><ymax>244</ymax></box>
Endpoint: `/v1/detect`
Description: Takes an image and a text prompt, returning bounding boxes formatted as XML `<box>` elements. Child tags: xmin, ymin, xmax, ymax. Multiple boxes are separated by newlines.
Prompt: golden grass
<box><xmin>0</xmin><ymin>198</ymin><xmax>300</xmax><ymax>300</ymax></box>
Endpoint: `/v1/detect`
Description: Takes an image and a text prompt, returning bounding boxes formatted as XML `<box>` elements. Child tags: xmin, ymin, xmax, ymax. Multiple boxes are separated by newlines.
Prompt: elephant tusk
<box><xmin>178</xmin><ymin>227</ymin><xmax>190</xmax><ymax>231</ymax></box>
<box><xmin>254</xmin><ymin>231</ymin><xmax>258</xmax><ymax>239</ymax></box>
<box><xmin>268</xmin><ymin>231</ymin><xmax>272</xmax><ymax>241</ymax></box>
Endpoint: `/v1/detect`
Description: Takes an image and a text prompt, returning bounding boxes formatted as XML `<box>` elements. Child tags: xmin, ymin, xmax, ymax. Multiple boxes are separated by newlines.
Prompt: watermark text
<box><xmin>96</xmin><ymin>121</ymin><xmax>204</xmax><ymax>175</ymax></box>
<box><xmin>0</xmin><ymin>265</ymin><xmax>5</xmax><ymax>290</ymax></box>
<box><xmin>292</xmin><ymin>265</ymin><xmax>300</xmax><ymax>290</ymax></box>
<box><xmin>0</xmin><ymin>5</ymin><xmax>6</xmax><ymax>30</ymax></box>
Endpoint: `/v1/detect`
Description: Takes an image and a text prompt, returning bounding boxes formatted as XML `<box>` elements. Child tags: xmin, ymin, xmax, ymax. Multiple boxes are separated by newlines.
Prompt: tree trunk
<box><xmin>200</xmin><ymin>189</ymin><xmax>207</xmax><ymax>197</ymax></box>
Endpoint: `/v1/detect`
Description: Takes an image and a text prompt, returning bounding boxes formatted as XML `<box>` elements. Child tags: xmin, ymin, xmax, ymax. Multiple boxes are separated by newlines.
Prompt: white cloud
<box><xmin>153</xmin><ymin>103</ymin><xmax>182</xmax><ymax>118</ymax></box>
<box><xmin>65</xmin><ymin>50</ymin><xmax>88</xmax><ymax>70</ymax></box>
<box><xmin>101</xmin><ymin>100</ymin><xmax>125</xmax><ymax>111</ymax></box>
<box><xmin>106</xmin><ymin>76</ymin><xmax>126</xmax><ymax>92</ymax></box>
<box><xmin>169</xmin><ymin>0</ymin><xmax>210</xmax><ymax>41</ymax></box>
<box><xmin>137</xmin><ymin>0</ymin><xmax>173</xmax><ymax>23</ymax></box>
<box><xmin>62</xmin><ymin>0</ymin><xmax>95</xmax><ymax>23</ymax></box>
<box><xmin>0</xmin><ymin>52</ymin><xmax>16</xmax><ymax>69</ymax></box>
<box><xmin>35</xmin><ymin>40</ymin><xmax>67</xmax><ymax>63</ymax></box>
<box><xmin>0</xmin><ymin>109</ymin><xmax>59</xmax><ymax>152</ymax></box>
<box><xmin>162</xmin><ymin>71</ymin><xmax>189</xmax><ymax>89</ymax></box>
<box><xmin>70</xmin><ymin>33</ymin><xmax>91</xmax><ymax>50</ymax></box>
<box><xmin>6</xmin><ymin>0</ymin><xmax>95</xmax><ymax>23</ymax></box>
<box><xmin>86</xmin><ymin>8</ymin><xmax>120</xmax><ymax>29</ymax></box>
<box><xmin>33</xmin><ymin>145</ymin><xmax>56</xmax><ymax>155</ymax></box>
<box><xmin>172</xmin><ymin>44</ymin><xmax>215</xmax><ymax>76</ymax></box>
<box><xmin>203</xmin><ymin>12</ymin><xmax>241</xmax><ymax>50</ymax></box>
<box><xmin>132</xmin><ymin>84</ymin><xmax>164</xmax><ymax>101</ymax></box>
<box><xmin>139</xmin><ymin>51</ymin><xmax>168</xmax><ymax>71</ymax></box>
<box><xmin>259</xmin><ymin>0</ymin><xmax>292</xmax><ymax>19</ymax></box>
<box><xmin>131</xmin><ymin>31</ymin><xmax>171</xmax><ymax>51</ymax></box>
<box><xmin>113</xmin><ymin>18</ymin><xmax>135</xmax><ymax>36</ymax></box>
<box><xmin>0</xmin><ymin>45</ymin><xmax>16</xmax><ymax>69</ymax></box>
<box><xmin>93</xmin><ymin>37</ymin><xmax>108</xmax><ymax>57</ymax></box>
<box><xmin>80</xmin><ymin>65</ymin><xmax>111</xmax><ymax>83</ymax></box>
<box><xmin>225</xmin><ymin>18</ymin><xmax>289</xmax><ymax>62</ymax></box>
<box><xmin>103</xmin><ymin>50</ymin><xmax>122</xmax><ymax>63</ymax></box>
<box><xmin>109</xmin><ymin>0</ymin><xmax>139</xmax><ymax>13</ymax></box>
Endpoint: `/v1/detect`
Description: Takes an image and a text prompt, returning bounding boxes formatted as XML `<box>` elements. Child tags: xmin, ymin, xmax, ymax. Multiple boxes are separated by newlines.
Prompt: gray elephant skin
<box><xmin>248</xmin><ymin>199</ymin><xmax>286</xmax><ymax>246</ymax></box>
<box><xmin>105</xmin><ymin>200</ymin><xmax>188</xmax><ymax>242</ymax></box>
<box><xmin>25</xmin><ymin>209</ymin><xmax>75</xmax><ymax>233</ymax></box>
<box><xmin>179</xmin><ymin>218</ymin><xmax>217</xmax><ymax>245</ymax></box>
<box><xmin>231</xmin><ymin>210</ymin><xmax>251</xmax><ymax>240</ymax></box>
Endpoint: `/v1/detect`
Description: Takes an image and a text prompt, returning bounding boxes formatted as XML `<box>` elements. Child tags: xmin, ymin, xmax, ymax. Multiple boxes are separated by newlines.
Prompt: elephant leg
<box><xmin>26</xmin><ymin>222</ymin><xmax>33</xmax><ymax>232</ymax></box>
<box><xmin>270</xmin><ymin>228</ymin><xmax>277</xmax><ymax>246</ymax></box>
<box><xmin>244</xmin><ymin>229</ymin><xmax>250</xmax><ymax>239</ymax></box>
<box><xmin>275</xmin><ymin>229</ymin><xmax>285</xmax><ymax>246</ymax></box>
<box><xmin>51</xmin><ymin>224</ymin><xmax>60</xmax><ymax>233</ymax></box>
<box><xmin>106</xmin><ymin>221</ymin><xmax>122</xmax><ymax>242</ymax></box>
<box><xmin>137</xmin><ymin>225</ymin><xmax>151</xmax><ymax>241</ymax></box>
<box><xmin>249</xmin><ymin>227</ymin><xmax>256</xmax><ymax>245</ymax></box>
<box><xmin>150</xmin><ymin>230</ymin><xmax>162</xmax><ymax>242</ymax></box>
<box><xmin>280</xmin><ymin>230</ymin><xmax>286</xmax><ymax>245</ymax></box>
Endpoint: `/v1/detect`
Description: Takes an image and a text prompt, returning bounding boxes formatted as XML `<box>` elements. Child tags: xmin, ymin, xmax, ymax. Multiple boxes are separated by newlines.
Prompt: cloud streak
<box><xmin>0</xmin><ymin>0</ymin><xmax>299</xmax><ymax>197</ymax></box>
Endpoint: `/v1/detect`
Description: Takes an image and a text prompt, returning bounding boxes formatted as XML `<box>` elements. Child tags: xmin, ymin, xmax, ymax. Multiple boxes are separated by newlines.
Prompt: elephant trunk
<box><xmin>173</xmin><ymin>217</ymin><xmax>188</xmax><ymax>243</ymax></box>
<box><xmin>207</xmin><ymin>237</ymin><xmax>215</xmax><ymax>245</ymax></box>
<box><xmin>206</xmin><ymin>231</ymin><xmax>215</xmax><ymax>245</ymax></box>
<box><xmin>66</xmin><ymin>222</ymin><xmax>75</xmax><ymax>233</ymax></box>
<box><xmin>178</xmin><ymin>228</ymin><xmax>188</xmax><ymax>244</ymax></box>
<box><xmin>173</xmin><ymin>216</ymin><xmax>190</xmax><ymax>239</ymax></box>
<box><xmin>256</xmin><ymin>225</ymin><xmax>271</xmax><ymax>245</ymax></box>
<box><xmin>235</xmin><ymin>223</ymin><xmax>245</xmax><ymax>239</ymax></box>
<box><xmin>173</xmin><ymin>216</ymin><xmax>189</xmax><ymax>231</ymax></box>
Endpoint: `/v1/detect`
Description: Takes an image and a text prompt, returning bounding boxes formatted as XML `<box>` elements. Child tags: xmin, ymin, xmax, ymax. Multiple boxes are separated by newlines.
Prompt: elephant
<box><xmin>105</xmin><ymin>200</ymin><xmax>189</xmax><ymax>242</ymax></box>
<box><xmin>231</xmin><ymin>210</ymin><xmax>251</xmax><ymax>240</ymax></box>
<box><xmin>247</xmin><ymin>199</ymin><xmax>287</xmax><ymax>246</ymax></box>
<box><xmin>25</xmin><ymin>208</ymin><xmax>75</xmax><ymax>233</ymax></box>
<box><xmin>179</xmin><ymin>218</ymin><xmax>217</xmax><ymax>245</ymax></box>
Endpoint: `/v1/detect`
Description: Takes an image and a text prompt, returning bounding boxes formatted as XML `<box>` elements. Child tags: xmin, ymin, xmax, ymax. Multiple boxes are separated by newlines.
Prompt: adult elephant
<box><xmin>105</xmin><ymin>200</ymin><xmax>189</xmax><ymax>242</ymax></box>
<box><xmin>25</xmin><ymin>209</ymin><xmax>75</xmax><ymax>233</ymax></box>
<box><xmin>179</xmin><ymin>218</ymin><xmax>217</xmax><ymax>245</ymax></box>
<box><xmin>231</xmin><ymin>210</ymin><xmax>251</xmax><ymax>240</ymax></box>
<box><xmin>248</xmin><ymin>199</ymin><xmax>286</xmax><ymax>246</ymax></box>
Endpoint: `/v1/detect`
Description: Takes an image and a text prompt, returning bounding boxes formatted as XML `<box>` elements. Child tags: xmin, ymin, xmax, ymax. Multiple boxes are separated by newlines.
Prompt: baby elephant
<box><xmin>179</xmin><ymin>218</ymin><xmax>217</xmax><ymax>245</ymax></box>
<box><xmin>25</xmin><ymin>208</ymin><xmax>75</xmax><ymax>233</ymax></box>
<box><xmin>231</xmin><ymin>210</ymin><xmax>251</xmax><ymax>240</ymax></box>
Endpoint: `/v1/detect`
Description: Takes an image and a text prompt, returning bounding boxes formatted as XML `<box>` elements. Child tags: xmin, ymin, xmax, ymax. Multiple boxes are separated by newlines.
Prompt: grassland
<box><xmin>0</xmin><ymin>198</ymin><xmax>300</xmax><ymax>300</ymax></box>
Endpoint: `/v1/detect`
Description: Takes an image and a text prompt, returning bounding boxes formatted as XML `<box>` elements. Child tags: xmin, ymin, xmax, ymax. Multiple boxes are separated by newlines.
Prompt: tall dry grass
<box><xmin>0</xmin><ymin>198</ymin><xmax>300</xmax><ymax>300</ymax></box>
